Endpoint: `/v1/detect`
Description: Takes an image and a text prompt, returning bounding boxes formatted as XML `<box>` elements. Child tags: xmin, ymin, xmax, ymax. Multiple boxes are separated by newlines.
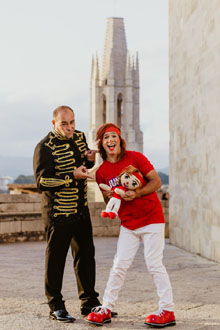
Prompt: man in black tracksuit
<box><xmin>33</xmin><ymin>105</ymin><xmax>100</xmax><ymax>322</ymax></box>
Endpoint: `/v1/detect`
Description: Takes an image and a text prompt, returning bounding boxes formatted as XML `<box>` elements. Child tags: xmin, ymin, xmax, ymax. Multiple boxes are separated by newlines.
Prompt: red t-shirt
<box><xmin>96</xmin><ymin>150</ymin><xmax>165</xmax><ymax>230</ymax></box>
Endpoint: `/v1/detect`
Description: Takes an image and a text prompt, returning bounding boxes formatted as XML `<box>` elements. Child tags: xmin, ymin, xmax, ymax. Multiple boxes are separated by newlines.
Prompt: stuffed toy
<box><xmin>99</xmin><ymin>165</ymin><xmax>144</xmax><ymax>219</ymax></box>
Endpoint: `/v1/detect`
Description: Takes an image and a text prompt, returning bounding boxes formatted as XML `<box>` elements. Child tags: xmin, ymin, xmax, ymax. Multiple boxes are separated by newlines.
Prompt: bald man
<box><xmin>33</xmin><ymin>105</ymin><xmax>100</xmax><ymax>322</ymax></box>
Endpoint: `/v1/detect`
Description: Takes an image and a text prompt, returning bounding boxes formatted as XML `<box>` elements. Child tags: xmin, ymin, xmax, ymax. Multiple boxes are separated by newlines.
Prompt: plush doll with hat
<box><xmin>99</xmin><ymin>165</ymin><xmax>144</xmax><ymax>219</ymax></box>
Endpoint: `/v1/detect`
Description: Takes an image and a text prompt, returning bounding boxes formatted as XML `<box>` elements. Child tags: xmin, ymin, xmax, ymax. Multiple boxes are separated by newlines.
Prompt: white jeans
<box><xmin>102</xmin><ymin>223</ymin><xmax>174</xmax><ymax>311</ymax></box>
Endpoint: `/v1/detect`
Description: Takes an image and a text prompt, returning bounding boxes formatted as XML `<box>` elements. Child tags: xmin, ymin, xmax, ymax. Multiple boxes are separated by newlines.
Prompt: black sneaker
<box><xmin>50</xmin><ymin>309</ymin><xmax>75</xmax><ymax>323</ymax></box>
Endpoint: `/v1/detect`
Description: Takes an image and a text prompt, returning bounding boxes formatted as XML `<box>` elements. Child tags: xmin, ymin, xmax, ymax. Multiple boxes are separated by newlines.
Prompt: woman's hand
<box><xmin>122</xmin><ymin>190</ymin><xmax>137</xmax><ymax>201</ymax></box>
<box><xmin>103</xmin><ymin>189</ymin><xmax>113</xmax><ymax>199</ymax></box>
<box><xmin>122</xmin><ymin>170</ymin><xmax>162</xmax><ymax>201</ymax></box>
<box><xmin>102</xmin><ymin>189</ymin><xmax>113</xmax><ymax>204</ymax></box>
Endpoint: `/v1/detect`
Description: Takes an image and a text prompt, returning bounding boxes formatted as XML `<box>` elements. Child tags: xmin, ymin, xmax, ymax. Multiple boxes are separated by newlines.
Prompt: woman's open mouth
<box><xmin>108</xmin><ymin>144</ymin><xmax>116</xmax><ymax>151</ymax></box>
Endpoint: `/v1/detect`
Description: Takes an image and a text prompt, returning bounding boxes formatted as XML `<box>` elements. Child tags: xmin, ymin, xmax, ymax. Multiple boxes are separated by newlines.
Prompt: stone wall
<box><xmin>0</xmin><ymin>193</ymin><xmax>169</xmax><ymax>243</ymax></box>
<box><xmin>0</xmin><ymin>194</ymin><xmax>43</xmax><ymax>243</ymax></box>
<box><xmin>169</xmin><ymin>1</ymin><xmax>220</xmax><ymax>262</ymax></box>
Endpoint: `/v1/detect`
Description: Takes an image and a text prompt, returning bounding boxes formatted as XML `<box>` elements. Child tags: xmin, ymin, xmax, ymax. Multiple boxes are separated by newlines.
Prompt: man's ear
<box><xmin>52</xmin><ymin>119</ymin><xmax>55</xmax><ymax>127</ymax></box>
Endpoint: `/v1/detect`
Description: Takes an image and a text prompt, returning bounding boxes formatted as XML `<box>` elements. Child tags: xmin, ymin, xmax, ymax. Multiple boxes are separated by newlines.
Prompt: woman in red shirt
<box><xmin>86</xmin><ymin>123</ymin><xmax>175</xmax><ymax>328</ymax></box>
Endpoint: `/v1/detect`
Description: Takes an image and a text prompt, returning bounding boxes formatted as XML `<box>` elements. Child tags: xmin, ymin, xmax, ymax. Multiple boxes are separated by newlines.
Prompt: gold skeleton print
<box><xmin>42</xmin><ymin>129</ymin><xmax>89</xmax><ymax>217</ymax></box>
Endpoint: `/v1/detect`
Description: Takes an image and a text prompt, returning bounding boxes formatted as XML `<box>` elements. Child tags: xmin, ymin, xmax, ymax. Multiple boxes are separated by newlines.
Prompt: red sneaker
<box><xmin>101</xmin><ymin>211</ymin><xmax>108</xmax><ymax>218</ymax></box>
<box><xmin>86</xmin><ymin>306</ymin><xmax>111</xmax><ymax>326</ymax></box>
<box><xmin>145</xmin><ymin>310</ymin><xmax>176</xmax><ymax>328</ymax></box>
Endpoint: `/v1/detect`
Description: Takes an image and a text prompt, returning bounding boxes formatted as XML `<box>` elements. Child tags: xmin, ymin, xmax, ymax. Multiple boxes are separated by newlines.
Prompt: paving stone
<box><xmin>0</xmin><ymin>238</ymin><xmax>220</xmax><ymax>329</ymax></box>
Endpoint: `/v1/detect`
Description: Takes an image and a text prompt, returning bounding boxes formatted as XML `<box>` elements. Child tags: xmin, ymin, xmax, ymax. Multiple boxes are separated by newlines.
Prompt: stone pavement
<box><xmin>0</xmin><ymin>238</ymin><xmax>220</xmax><ymax>330</ymax></box>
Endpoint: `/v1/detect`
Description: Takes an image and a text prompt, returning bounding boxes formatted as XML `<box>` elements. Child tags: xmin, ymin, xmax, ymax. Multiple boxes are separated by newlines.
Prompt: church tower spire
<box><xmin>88</xmin><ymin>17</ymin><xmax>143</xmax><ymax>153</ymax></box>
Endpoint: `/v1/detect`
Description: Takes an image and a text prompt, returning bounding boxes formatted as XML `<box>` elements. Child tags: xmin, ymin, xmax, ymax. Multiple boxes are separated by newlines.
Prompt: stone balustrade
<box><xmin>0</xmin><ymin>193</ymin><xmax>169</xmax><ymax>243</ymax></box>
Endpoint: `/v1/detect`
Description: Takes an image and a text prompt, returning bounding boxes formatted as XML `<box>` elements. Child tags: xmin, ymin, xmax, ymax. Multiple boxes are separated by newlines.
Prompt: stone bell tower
<box><xmin>87</xmin><ymin>17</ymin><xmax>143</xmax><ymax>152</ymax></box>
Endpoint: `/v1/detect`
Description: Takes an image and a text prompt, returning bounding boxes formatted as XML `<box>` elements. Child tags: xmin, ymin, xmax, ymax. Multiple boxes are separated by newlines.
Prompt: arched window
<box><xmin>117</xmin><ymin>93</ymin><xmax>123</xmax><ymax>128</ymax></box>
<box><xmin>103</xmin><ymin>94</ymin><xmax>106</xmax><ymax>123</ymax></box>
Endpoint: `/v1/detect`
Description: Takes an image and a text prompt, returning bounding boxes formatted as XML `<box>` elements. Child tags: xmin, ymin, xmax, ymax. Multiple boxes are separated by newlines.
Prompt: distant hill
<box><xmin>158</xmin><ymin>166</ymin><xmax>169</xmax><ymax>175</ymax></box>
<box><xmin>158</xmin><ymin>171</ymin><xmax>169</xmax><ymax>185</ymax></box>
<box><xmin>12</xmin><ymin>172</ymin><xmax>169</xmax><ymax>185</ymax></box>
<box><xmin>0</xmin><ymin>155</ymin><xmax>170</xmax><ymax>185</ymax></box>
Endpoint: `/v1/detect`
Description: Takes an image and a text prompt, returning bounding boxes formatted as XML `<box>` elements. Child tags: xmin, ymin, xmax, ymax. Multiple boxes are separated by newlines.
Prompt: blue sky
<box><xmin>0</xmin><ymin>0</ymin><xmax>168</xmax><ymax>169</ymax></box>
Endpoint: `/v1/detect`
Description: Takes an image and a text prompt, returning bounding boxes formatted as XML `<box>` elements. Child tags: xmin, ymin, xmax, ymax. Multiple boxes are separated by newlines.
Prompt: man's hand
<box><xmin>84</xmin><ymin>150</ymin><xmax>98</xmax><ymax>162</ymax></box>
<box><xmin>73</xmin><ymin>165</ymin><xmax>94</xmax><ymax>180</ymax></box>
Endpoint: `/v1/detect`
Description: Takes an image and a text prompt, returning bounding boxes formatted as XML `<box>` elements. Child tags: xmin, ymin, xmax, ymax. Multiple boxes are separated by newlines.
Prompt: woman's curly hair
<box><xmin>96</xmin><ymin>123</ymin><xmax>126</xmax><ymax>160</ymax></box>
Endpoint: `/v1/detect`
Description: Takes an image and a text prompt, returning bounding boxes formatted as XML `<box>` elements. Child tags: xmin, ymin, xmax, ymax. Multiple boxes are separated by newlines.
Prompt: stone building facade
<box><xmin>169</xmin><ymin>1</ymin><xmax>220</xmax><ymax>262</ymax></box>
<box><xmin>87</xmin><ymin>17</ymin><xmax>143</xmax><ymax>152</ymax></box>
